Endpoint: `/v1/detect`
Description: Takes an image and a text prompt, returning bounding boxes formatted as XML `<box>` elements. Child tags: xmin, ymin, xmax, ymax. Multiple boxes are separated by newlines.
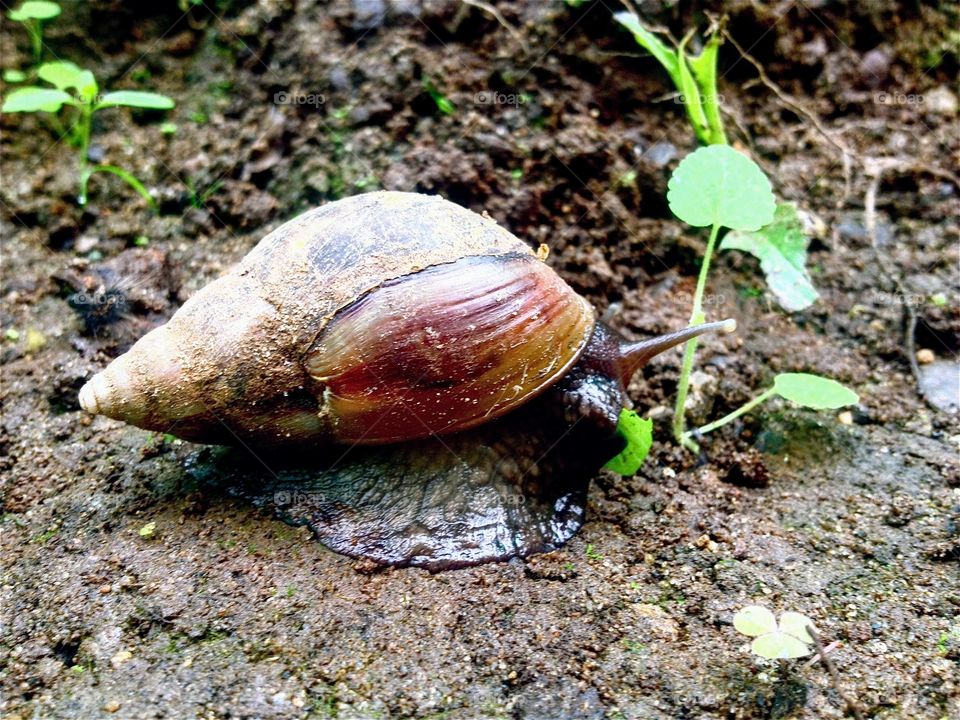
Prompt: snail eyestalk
<box><xmin>617</xmin><ymin>318</ymin><xmax>736</xmax><ymax>386</ymax></box>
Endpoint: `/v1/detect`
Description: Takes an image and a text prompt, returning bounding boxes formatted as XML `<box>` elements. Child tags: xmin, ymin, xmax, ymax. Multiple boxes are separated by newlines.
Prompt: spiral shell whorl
<box><xmin>78</xmin><ymin>192</ymin><xmax>559</xmax><ymax>446</ymax></box>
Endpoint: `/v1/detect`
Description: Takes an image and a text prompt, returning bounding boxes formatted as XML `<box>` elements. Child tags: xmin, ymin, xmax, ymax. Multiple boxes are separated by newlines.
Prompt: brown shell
<box><xmin>305</xmin><ymin>253</ymin><xmax>594</xmax><ymax>443</ymax></box>
<box><xmin>78</xmin><ymin>192</ymin><xmax>596</xmax><ymax>447</ymax></box>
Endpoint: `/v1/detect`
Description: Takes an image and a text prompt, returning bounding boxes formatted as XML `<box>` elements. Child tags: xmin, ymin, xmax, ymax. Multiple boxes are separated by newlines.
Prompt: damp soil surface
<box><xmin>2</xmin><ymin>1</ymin><xmax>958</xmax><ymax>718</ymax></box>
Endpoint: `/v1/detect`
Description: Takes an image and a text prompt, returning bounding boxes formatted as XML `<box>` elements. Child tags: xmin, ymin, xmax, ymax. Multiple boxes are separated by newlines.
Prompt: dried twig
<box><xmin>462</xmin><ymin>0</ymin><xmax>527</xmax><ymax>51</ymax></box>
<box><xmin>722</xmin><ymin>30</ymin><xmax>855</xmax><ymax>207</ymax></box>
<box><xmin>808</xmin><ymin>626</ymin><xmax>864</xmax><ymax>720</ymax></box>
<box><xmin>862</xmin><ymin>158</ymin><xmax>958</xmax><ymax>412</ymax></box>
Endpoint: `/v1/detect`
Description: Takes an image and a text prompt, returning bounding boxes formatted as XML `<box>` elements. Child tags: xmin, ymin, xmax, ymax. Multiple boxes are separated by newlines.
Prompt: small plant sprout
<box><xmin>614</xmin><ymin>10</ymin><xmax>726</xmax><ymax>145</ymax></box>
<box><xmin>666</xmin><ymin>145</ymin><xmax>858</xmax><ymax>450</ymax></box>
<box><xmin>423</xmin><ymin>79</ymin><xmax>455</xmax><ymax>115</ymax></box>
<box><xmin>668</xmin><ymin>144</ymin><xmax>774</xmax><ymax>448</ymax></box>
<box><xmin>1</xmin><ymin>61</ymin><xmax>175</xmax><ymax>208</ymax></box>
<box><xmin>733</xmin><ymin>605</ymin><xmax>815</xmax><ymax>660</ymax></box>
<box><xmin>7</xmin><ymin>1</ymin><xmax>61</xmax><ymax>67</ymax></box>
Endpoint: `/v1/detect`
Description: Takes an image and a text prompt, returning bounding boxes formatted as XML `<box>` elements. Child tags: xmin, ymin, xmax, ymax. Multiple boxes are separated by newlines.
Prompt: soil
<box><xmin>1</xmin><ymin>1</ymin><xmax>958</xmax><ymax>718</ymax></box>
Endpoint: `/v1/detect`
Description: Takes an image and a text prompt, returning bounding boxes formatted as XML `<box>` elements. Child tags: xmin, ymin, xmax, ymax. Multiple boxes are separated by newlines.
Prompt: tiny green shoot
<box><xmin>185</xmin><ymin>177</ymin><xmax>223</xmax><ymax>209</ymax></box>
<box><xmin>733</xmin><ymin>605</ymin><xmax>815</xmax><ymax>660</ymax></box>
<box><xmin>604</xmin><ymin>408</ymin><xmax>653</xmax><ymax>476</ymax></box>
<box><xmin>929</xmin><ymin>292</ymin><xmax>947</xmax><ymax>307</ymax></box>
<box><xmin>614</xmin><ymin>11</ymin><xmax>726</xmax><ymax>146</ymax></box>
<box><xmin>7</xmin><ymin>1</ymin><xmax>61</xmax><ymax>66</ymax></box>
<box><xmin>138</xmin><ymin>521</ymin><xmax>157</xmax><ymax>539</ymax></box>
<box><xmin>423</xmin><ymin>79</ymin><xmax>455</xmax><ymax>115</ymax></box>
<box><xmin>1</xmin><ymin>61</ymin><xmax>174</xmax><ymax>208</ymax></box>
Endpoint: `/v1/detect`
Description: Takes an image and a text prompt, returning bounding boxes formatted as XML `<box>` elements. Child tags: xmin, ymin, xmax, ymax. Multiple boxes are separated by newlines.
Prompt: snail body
<box><xmin>80</xmin><ymin>191</ymin><xmax>733</xmax><ymax>568</ymax></box>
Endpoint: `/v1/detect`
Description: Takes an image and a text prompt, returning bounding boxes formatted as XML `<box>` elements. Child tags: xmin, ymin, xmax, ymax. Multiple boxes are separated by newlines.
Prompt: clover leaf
<box><xmin>734</xmin><ymin>605</ymin><xmax>815</xmax><ymax>660</ymax></box>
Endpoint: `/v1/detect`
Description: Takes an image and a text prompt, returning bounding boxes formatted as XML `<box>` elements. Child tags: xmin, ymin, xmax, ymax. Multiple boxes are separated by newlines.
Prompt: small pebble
<box><xmin>925</xmin><ymin>86</ymin><xmax>958</xmax><ymax>116</ymax></box>
<box><xmin>110</xmin><ymin>650</ymin><xmax>132</xmax><ymax>668</ymax></box>
<box><xmin>103</xmin><ymin>701</ymin><xmax>120</xmax><ymax>713</ymax></box>
<box><xmin>838</xmin><ymin>411</ymin><xmax>854</xmax><ymax>425</ymax></box>
<box><xmin>916</xmin><ymin>348</ymin><xmax>935</xmax><ymax>364</ymax></box>
<box><xmin>99</xmin><ymin>584</ymin><xmax>112</xmax><ymax>594</ymax></box>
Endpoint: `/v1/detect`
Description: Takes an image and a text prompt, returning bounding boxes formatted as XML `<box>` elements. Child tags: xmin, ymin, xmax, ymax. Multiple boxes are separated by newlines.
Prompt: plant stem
<box><xmin>808</xmin><ymin>626</ymin><xmax>864</xmax><ymax>720</ymax></box>
<box><xmin>685</xmin><ymin>387</ymin><xmax>776</xmax><ymax>439</ymax></box>
<box><xmin>28</xmin><ymin>22</ymin><xmax>42</xmax><ymax>65</ymax></box>
<box><xmin>673</xmin><ymin>222</ymin><xmax>721</xmax><ymax>451</ymax></box>
<box><xmin>76</xmin><ymin>104</ymin><xmax>94</xmax><ymax>204</ymax></box>
<box><xmin>81</xmin><ymin>165</ymin><xmax>158</xmax><ymax>211</ymax></box>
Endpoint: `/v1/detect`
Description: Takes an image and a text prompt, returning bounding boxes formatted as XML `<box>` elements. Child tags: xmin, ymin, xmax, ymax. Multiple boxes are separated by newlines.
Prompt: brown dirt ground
<box><xmin>1</xmin><ymin>1</ymin><xmax>958</xmax><ymax>718</ymax></box>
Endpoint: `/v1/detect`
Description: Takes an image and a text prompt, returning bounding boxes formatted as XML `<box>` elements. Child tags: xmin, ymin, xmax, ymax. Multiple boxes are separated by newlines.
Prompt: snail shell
<box><xmin>79</xmin><ymin>192</ymin><xmax>595</xmax><ymax>447</ymax></box>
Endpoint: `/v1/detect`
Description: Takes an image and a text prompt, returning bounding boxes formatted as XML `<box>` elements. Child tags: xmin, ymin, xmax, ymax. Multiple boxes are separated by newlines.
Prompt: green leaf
<box><xmin>98</xmin><ymin>90</ymin><xmax>175</xmax><ymax>110</ymax></box>
<box><xmin>604</xmin><ymin>409</ymin><xmax>653</xmax><ymax>476</ymax></box>
<box><xmin>778</xmin><ymin>611</ymin><xmax>815</xmax><ymax>644</ymax></box>
<box><xmin>721</xmin><ymin>203</ymin><xmax>819</xmax><ymax>311</ymax></box>
<box><xmin>37</xmin><ymin>61</ymin><xmax>83</xmax><ymax>90</ymax></box>
<box><xmin>37</xmin><ymin>61</ymin><xmax>97</xmax><ymax>101</ymax></box>
<box><xmin>751</xmin><ymin>632</ymin><xmax>812</xmax><ymax>659</ymax></box>
<box><xmin>667</xmin><ymin>145</ymin><xmax>775</xmax><ymax>230</ymax></box>
<box><xmin>733</xmin><ymin>606</ymin><xmax>778</xmax><ymax>637</ymax></box>
<box><xmin>3</xmin><ymin>69</ymin><xmax>27</xmax><ymax>83</ymax></box>
<box><xmin>772</xmin><ymin>373</ymin><xmax>859</xmax><ymax>409</ymax></box>
<box><xmin>686</xmin><ymin>33</ymin><xmax>726</xmax><ymax>145</ymax></box>
<box><xmin>1</xmin><ymin>86</ymin><xmax>73</xmax><ymax>112</ymax></box>
<box><xmin>8</xmin><ymin>1</ymin><xmax>61</xmax><ymax>21</ymax></box>
<box><xmin>613</xmin><ymin>12</ymin><xmax>681</xmax><ymax>86</ymax></box>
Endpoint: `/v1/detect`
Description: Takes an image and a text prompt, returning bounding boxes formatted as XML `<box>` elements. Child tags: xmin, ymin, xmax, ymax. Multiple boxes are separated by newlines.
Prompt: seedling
<box><xmin>7</xmin><ymin>1</ymin><xmax>61</xmax><ymax>66</ymax></box>
<box><xmin>614</xmin><ymin>10</ymin><xmax>726</xmax><ymax>146</ymax></box>
<box><xmin>185</xmin><ymin>176</ymin><xmax>224</xmax><ymax>209</ymax></box>
<box><xmin>423</xmin><ymin>79</ymin><xmax>455</xmax><ymax>115</ymax></box>
<box><xmin>667</xmin><ymin>145</ymin><xmax>856</xmax><ymax>450</ymax></box>
<box><xmin>734</xmin><ymin>605</ymin><xmax>815</xmax><ymax>659</ymax></box>
<box><xmin>1</xmin><ymin>61</ymin><xmax>174</xmax><ymax>208</ymax></box>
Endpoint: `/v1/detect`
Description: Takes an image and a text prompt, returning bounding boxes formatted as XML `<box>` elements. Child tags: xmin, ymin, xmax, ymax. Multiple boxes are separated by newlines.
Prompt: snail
<box><xmin>79</xmin><ymin>191</ymin><xmax>733</xmax><ymax>568</ymax></box>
